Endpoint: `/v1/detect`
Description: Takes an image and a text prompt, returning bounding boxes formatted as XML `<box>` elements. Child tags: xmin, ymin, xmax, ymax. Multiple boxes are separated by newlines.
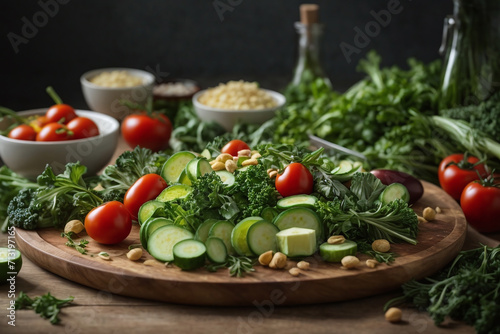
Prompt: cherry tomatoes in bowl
<box><xmin>438</xmin><ymin>153</ymin><xmax>486</xmax><ymax>201</ymax></box>
<box><xmin>36</xmin><ymin>123</ymin><xmax>73</xmax><ymax>141</ymax></box>
<box><xmin>124</xmin><ymin>173</ymin><xmax>168</xmax><ymax>220</ymax></box>
<box><xmin>221</xmin><ymin>139</ymin><xmax>250</xmax><ymax>157</ymax></box>
<box><xmin>460</xmin><ymin>177</ymin><xmax>500</xmax><ymax>233</ymax></box>
<box><xmin>67</xmin><ymin>116</ymin><xmax>100</xmax><ymax>139</ymax></box>
<box><xmin>8</xmin><ymin>124</ymin><xmax>37</xmax><ymax>141</ymax></box>
<box><xmin>121</xmin><ymin>112</ymin><xmax>172</xmax><ymax>152</ymax></box>
<box><xmin>275</xmin><ymin>162</ymin><xmax>313</xmax><ymax>197</ymax></box>
<box><xmin>84</xmin><ymin>201</ymin><xmax>132</xmax><ymax>244</ymax></box>
<box><xmin>45</xmin><ymin>104</ymin><xmax>77</xmax><ymax>124</ymax></box>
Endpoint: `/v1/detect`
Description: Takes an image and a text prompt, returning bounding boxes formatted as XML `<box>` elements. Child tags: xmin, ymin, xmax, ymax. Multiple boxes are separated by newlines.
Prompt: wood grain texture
<box><xmin>15</xmin><ymin>181</ymin><xmax>467</xmax><ymax>306</ymax></box>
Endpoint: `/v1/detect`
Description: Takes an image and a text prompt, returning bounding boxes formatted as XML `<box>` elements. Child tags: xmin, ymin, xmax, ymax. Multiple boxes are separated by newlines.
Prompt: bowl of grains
<box><xmin>81</xmin><ymin>68</ymin><xmax>155</xmax><ymax>120</ymax></box>
<box><xmin>192</xmin><ymin>80</ymin><xmax>286</xmax><ymax>131</ymax></box>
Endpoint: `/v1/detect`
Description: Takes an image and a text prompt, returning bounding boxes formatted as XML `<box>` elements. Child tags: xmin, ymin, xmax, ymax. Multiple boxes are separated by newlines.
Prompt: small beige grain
<box><xmin>327</xmin><ymin>235</ymin><xmax>345</xmax><ymax>245</ymax></box>
<box><xmin>423</xmin><ymin>207</ymin><xmax>437</xmax><ymax>221</ymax></box>
<box><xmin>341</xmin><ymin>255</ymin><xmax>359</xmax><ymax>269</ymax></box>
<box><xmin>297</xmin><ymin>261</ymin><xmax>310</xmax><ymax>270</ymax></box>
<box><xmin>289</xmin><ymin>268</ymin><xmax>301</xmax><ymax>277</ymax></box>
<box><xmin>385</xmin><ymin>307</ymin><xmax>403</xmax><ymax>323</ymax></box>
<box><xmin>64</xmin><ymin>220</ymin><xmax>85</xmax><ymax>234</ymax></box>
<box><xmin>126</xmin><ymin>248</ymin><xmax>143</xmax><ymax>261</ymax></box>
<box><xmin>372</xmin><ymin>239</ymin><xmax>391</xmax><ymax>253</ymax></box>
<box><xmin>366</xmin><ymin>259</ymin><xmax>378</xmax><ymax>268</ymax></box>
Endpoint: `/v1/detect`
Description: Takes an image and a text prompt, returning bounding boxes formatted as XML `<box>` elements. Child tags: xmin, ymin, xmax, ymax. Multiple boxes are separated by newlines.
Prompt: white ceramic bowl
<box><xmin>192</xmin><ymin>89</ymin><xmax>286</xmax><ymax>132</ymax></box>
<box><xmin>81</xmin><ymin>68</ymin><xmax>155</xmax><ymax>120</ymax></box>
<box><xmin>0</xmin><ymin>109</ymin><xmax>119</xmax><ymax>179</ymax></box>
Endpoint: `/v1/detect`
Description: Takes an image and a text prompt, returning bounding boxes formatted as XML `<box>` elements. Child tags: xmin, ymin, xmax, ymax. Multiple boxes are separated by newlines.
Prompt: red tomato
<box><xmin>8</xmin><ymin>124</ymin><xmax>37</xmax><ymax>141</ymax></box>
<box><xmin>221</xmin><ymin>139</ymin><xmax>250</xmax><ymax>157</ymax></box>
<box><xmin>67</xmin><ymin>117</ymin><xmax>100</xmax><ymax>139</ymax></box>
<box><xmin>121</xmin><ymin>112</ymin><xmax>172</xmax><ymax>152</ymax></box>
<box><xmin>460</xmin><ymin>177</ymin><xmax>500</xmax><ymax>233</ymax></box>
<box><xmin>438</xmin><ymin>153</ymin><xmax>486</xmax><ymax>201</ymax></box>
<box><xmin>275</xmin><ymin>162</ymin><xmax>313</xmax><ymax>197</ymax></box>
<box><xmin>85</xmin><ymin>201</ymin><xmax>132</xmax><ymax>244</ymax></box>
<box><xmin>45</xmin><ymin>104</ymin><xmax>77</xmax><ymax>124</ymax></box>
<box><xmin>36</xmin><ymin>123</ymin><xmax>73</xmax><ymax>141</ymax></box>
<box><xmin>124</xmin><ymin>174</ymin><xmax>168</xmax><ymax>220</ymax></box>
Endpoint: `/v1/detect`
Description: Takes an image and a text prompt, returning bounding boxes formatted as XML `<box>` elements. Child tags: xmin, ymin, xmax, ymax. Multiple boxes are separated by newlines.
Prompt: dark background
<box><xmin>0</xmin><ymin>0</ymin><xmax>452</xmax><ymax>111</ymax></box>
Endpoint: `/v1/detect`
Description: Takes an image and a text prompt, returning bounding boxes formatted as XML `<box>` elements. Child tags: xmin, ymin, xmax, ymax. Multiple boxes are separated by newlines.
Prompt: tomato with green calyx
<box><xmin>67</xmin><ymin>117</ymin><xmax>99</xmax><ymax>139</ymax></box>
<box><xmin>121</xmin><ymin>112</ymin><xmax>172</xmax><ymax>152</ymax></box>
<box><xmin>124</xmin><ymin>173</ymin><xmax>168</xmax><ymax>220</ymax></box>
<box><xmin>460</xmin><ymin>173</ymin><xmax>500</xmax><ymax>234</ymax></box>
<box><xmin>438</xmin><ymin>153</ymin><xmax>487</xmax><ymax>201</ymax></box>
<box><xmin>221</xmin><ymin>139</ymin><xmax>250</xmax><ymax>157</ymax></box>
<box><xmin>84</xmin><ymin>201</ymin><xmax>132</xmax><ymax>244</ymax></box>
<box><xmin>36</xmin><ymin>123</ymin><xmax>73</xmax><ymax>141</ymax></box>
<box><xmin>8</xmin><ymin>124</ymin><xmax>37</xmax><ymax>141</ymax></box>
<box><xmin>45</xmin><ymin>86</ymin><xmax>77</xmax><ymax>124</ymax></box>
<box><xmin>275</xmin><ymin>162</ymin><xmax>313</xmax><ymax>197</ymax></box>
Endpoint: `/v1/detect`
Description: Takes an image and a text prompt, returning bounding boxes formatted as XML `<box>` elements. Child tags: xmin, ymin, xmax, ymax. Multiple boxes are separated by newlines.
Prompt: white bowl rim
<box><xmin>80</xmin><ymin>67</ymin><xmax>156</xmax><ymax>90</ymax></box>
<box><xmin>0</xmin><ymin>108</ymin><xmax>119</xmax><ymax>145</ymax></box>
<box><xmin>192</xmin><ymin>88</ymin><xmax>286</xmax><ymax>113</ymax></box>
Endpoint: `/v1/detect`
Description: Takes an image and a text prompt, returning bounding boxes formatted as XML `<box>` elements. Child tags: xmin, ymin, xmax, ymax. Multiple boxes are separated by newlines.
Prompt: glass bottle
<box><xmin>286</xmin><ymin>4</ymin><xmax>332</xmax><ymax>99</ymax></box>
<box><xmin>439</xmin><ymin>0</ymin><xmax>500</xmax><ymax>109</ymax></box>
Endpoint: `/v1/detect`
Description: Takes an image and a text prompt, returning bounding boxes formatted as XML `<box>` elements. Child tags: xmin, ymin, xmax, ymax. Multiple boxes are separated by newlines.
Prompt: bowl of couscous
<box><xmin>81</xmin><ymin>68</ymin><xmax>155</xmax><ymax>120</ymax></box>
<box><xmin>192</xmin><ymin>80</ymin><xmax>286</xmax><ymax>131</ymax></box>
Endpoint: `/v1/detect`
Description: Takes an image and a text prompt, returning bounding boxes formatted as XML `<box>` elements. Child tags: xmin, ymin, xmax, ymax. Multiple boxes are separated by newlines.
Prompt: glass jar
<box><xmin>439</xmin><ymin>0</ymin><xmax>500</xmax><ymax>109</ymax></box>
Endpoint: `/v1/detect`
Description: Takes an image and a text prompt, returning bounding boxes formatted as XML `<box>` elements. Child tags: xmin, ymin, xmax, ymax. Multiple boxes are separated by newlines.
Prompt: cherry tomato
<box><xmin>221</xmin><ymin>139</ymin><xmax>250</xmax><ymax>157</ymax></box>
<box><xmin>121</xmin><ymin>112</ymin><xmax>172</xmax><ymax>152</ymax></box>
<box><xmin>8</xmin><ymin>124</ymin><xmax>37</xmax><ymax>141</ymax></box>
<box><xmin>124</xmin><ymin>174</ymin><xmax>168</xmax><ymax>220</ymax></box>
<box><xmin>45</xmin><ymin>104</ymin><xmax>77</xmax><ymax>124</ymax></box>
<box><xmin>67</xmin><ymin>117</ymin><xmax>99</xmax><ymax>139</ymax></box>
<box><xmin>438</xmin><ymin>153</ymin><xmax>486</xmax><ymax>201</ymax></box>
<box><xmin>36</xmin><ymin>122</ymin><xmax>73</xmax><ymax>141</ymax></box>
<box><xmin>460</xmin><ymin>176</ymin><xmax>500</xmax><ymax>233</ymax></box>
<box><xmin>29</xmin><ymin>115</ymin><xmax>49</xmax><ymax>132</ymax></box>
<box><xmin>275</xmin><ymin>162</ymin><xmax>313</xmax><ymax>197</ymax></box>
<box><xmin>84</xmin><ymin>201</ymin><xmax>132</xmax><ymax>244</ymax></box>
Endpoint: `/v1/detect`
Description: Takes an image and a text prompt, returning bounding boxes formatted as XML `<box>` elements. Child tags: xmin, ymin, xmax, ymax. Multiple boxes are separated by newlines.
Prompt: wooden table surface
<box><xmin>1</xmin><ymin>138</ymin><xmax>499</xmax><ymax>334</ymax></box>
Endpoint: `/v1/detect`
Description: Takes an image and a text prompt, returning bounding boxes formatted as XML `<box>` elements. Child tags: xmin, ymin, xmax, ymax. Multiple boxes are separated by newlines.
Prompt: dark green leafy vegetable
<box><xmin>6</xmin><ymin>163</ymin><xmax>102</xmax><ymax>230</ymax></box>
<box><xmin>15</xmin><ymin>291</ymin><xmax>74</xmax><ymax>325</ymax></box>
<box><xmin>386</xmin><ymin>245</ymin><xmax>500</xmax><ymax>334</ymax></box>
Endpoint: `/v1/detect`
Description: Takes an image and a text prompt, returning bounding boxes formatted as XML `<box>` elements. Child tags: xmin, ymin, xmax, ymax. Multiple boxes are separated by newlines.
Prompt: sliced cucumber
<box><xmin>215</xmin><ymin>170</ymin><xmax>235</xmax><ymax>187</ymax></box>
<box><xmin>379</xmin><ymin>183</ymin><xmax>410</xmax><ymax>204</ymax></box>
<box><xmin>147</xmin><ymin>225</ymin><xmax>194</xmax><ymax>262</ymax></box>
<box><xmin>200</xmin><ymin>148</ymin><xmax>211</xmax><ymax>159</ymax></box>
<box><xmin>173</xmin><ymin>239</ymin><xmax>207</xmax><ymax>270</ymax></box>
<box><xmin>194</xmin><ymin>219</ymin><xmax>220</xmax><ymax>243</ymax></box>
<box><xmin>230</xmin><ymin>216</ymin><xmax>264</xmax><ymax>257</ymax></box>
<box><xmin>261</xmin><ymin>207</ymin><xmax>278</xmax><ymax>222</ymax></box>
<box><xmin>156</xmin><ymin>184</ymin><xmax>192</xmax><ymax>202</ymax></box>
<box><xmin>1</xmin><ymin>247</ymin><xmax>22</xmax><ymax>284</ymax></box>
<box><xmin>319</xmin><ymin>240</ymin><xmax>357</xmax><ymax>263</ymax></box>
<box><xmin>138</xmin><ymin>200</ymin><xmax>165</xmax><ymax>225</ymax></box>
<box><xmin>247</xmin><ymin>220</ymin><xmax>279</xmax><ymax>256</ymax></box>
<box><xmin>209</xmin><ymin>220</ymin><xmax>235</xmax><ymax>255</ymax></box>
<box><xmin>161</xmin><ymin>151</ymin><xmax>196</xmax><ymax>184</ymax></box>
<box><xmin>205</xmin><ymin>237</ymin><xmax>228</xmax><ymax>264</ymax></box>
<box><xmin>277</xmin><ymin>194</ymin><xmax>317</xmax><ymax>210</ymax></box>
<box><xmin>187</xmin><ymin>158</ymin><xmax>213</xmax><ymax>182</ymax></box>
<box><xmin>140</xmin><ymin>217</ymin><xmax>173</xmax><ymax>249</ymax></box>
<box><xmin>273</xmin><ymin>207</ymin><xmax>323</xmax><ymax>242</ymax></box>
<box><xmin>178</xmin><ymin>169</ymin><xmax>192</xmax><ymax>186</ymax></box>
<box><xmin>276</xmin><ymin>227</ymin><xmax>317</xmax><ymax>257</ymax></box>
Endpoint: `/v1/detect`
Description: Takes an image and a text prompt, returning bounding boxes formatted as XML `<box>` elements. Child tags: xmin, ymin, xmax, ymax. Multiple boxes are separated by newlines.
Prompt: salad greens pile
<box><xmin>386</xmin><ymin>245</ymin><xmax>500</xmax><ymax>334</ymax></box>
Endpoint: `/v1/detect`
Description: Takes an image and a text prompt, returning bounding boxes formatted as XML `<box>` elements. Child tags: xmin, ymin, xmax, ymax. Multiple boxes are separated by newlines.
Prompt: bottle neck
<box><xmin>292</xmin><ymin>22</ymin><xmax>330</xmax><ymax>86</ymax></box>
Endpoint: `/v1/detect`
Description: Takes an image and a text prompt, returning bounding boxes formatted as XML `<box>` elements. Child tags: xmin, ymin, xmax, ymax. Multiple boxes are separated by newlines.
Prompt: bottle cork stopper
<box><xmin>300</xmin><ymin>4</ymin><xmax>319</xmax><ymax>25</ymax></box>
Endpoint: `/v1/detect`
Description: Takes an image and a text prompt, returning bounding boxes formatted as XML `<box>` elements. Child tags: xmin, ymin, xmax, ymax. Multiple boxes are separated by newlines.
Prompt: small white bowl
<box><xmin>81</xmin><ymin>68</ymin><xmax>155</xmax><ymax>120</ymax></box>
<box><xmin>192</xmin><ymin>89</ymin><xmax>286</xmax><ymax>132</ymax></box>
<box><xmin>0</xmin><ymin>109</ymin><xmax>119</xmax><ymax>179</ymax></box>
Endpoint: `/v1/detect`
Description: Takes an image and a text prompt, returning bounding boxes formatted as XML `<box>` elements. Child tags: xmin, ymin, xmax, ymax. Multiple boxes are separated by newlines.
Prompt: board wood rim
<box><xmin>15</xmin><ymin>181</ymin><xmax>467</xmax><ymax>306</ymax></box>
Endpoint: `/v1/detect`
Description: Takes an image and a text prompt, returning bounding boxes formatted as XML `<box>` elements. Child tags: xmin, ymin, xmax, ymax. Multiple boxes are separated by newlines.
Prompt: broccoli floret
<box><xmin>7</xmin><ymin>189</ymin><xmax>48</xmax><ymax>230</ymax></box>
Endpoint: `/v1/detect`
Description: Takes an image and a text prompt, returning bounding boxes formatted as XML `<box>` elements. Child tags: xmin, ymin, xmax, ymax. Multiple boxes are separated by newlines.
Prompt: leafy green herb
<box><xmin>206</xmin><ymin>255</ymin><xmax>255</xmax><ymax>277</ymax></box>
<box><xmin>6</xmin><ymin>163</ymin><xmax>102</xmax><ymax>230</ymax></box>
<box><xmin>315</xmin><ymin>172</ymin><xmax>419</xmax><ymax>245</ymax></box>
<box><xmin>15</xmin><ymin>291</ymin><xmax>74</xmax><ymax>325</ymax></box>
<box><xmin>357</xmin><ymin>241</ymin><xmax>397</xmax><ymax>264</ymax></box>
<box><xmin>61</xmin><ymin>232</ymin><xmax>89</xmax><ymax>254</ymax></box>
<box><xmin>386</xmin><ymin>245</ymin><xmax>500</xmax><ymax>334</ymax></box>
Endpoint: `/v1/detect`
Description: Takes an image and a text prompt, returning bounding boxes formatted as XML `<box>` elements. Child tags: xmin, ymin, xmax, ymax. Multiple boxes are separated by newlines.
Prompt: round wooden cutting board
<box><xmin>16</xmin><ymin>181</ymin><xmax>467</xmax><ymax>306</ymax></box>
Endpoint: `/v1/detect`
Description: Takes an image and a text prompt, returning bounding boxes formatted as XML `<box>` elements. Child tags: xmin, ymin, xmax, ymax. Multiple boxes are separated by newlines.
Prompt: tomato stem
<box><xmin>446</xmin><ymin>152</ymin><xmax>485</xmax><ymax>170</ymax></box>
<box><xmin>46</xmin><ymin>86</ymin><xmax>63</xmax><ymax>105</ymax></box>
<box><xmin>476</xmin><ymin>169</ymin><xmax>500</xmax><ymax>188</ymax></box>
